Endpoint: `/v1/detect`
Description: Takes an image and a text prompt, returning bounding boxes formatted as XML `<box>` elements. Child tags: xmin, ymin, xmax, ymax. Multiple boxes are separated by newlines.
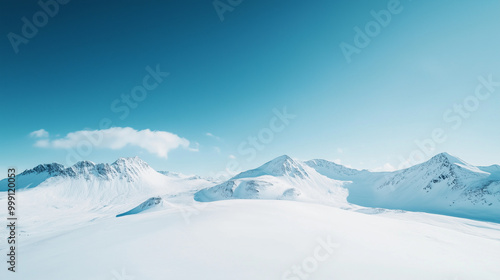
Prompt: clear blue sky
<box><xmin>1</xmin><ymin>0</ymin><xmax>499</xmax><ymax>176</ymax></box>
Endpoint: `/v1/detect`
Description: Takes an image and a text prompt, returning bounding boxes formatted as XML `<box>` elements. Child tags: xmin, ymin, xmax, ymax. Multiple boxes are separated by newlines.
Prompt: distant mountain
<box><xmin>2</xmin><ymin>153</ymin><xmax>499</xmax><ymax>222</ymax></box>
<box><xmin>232</xmin><ymin>155</ymin><xmax>310</xmax><ymax>179</ymax></box>
<box><xmin>195</xmin><ymin>155</ymin><xmax>349</xmax><ymax>207</ymax></box>
<box><xmin>0</xmin><ymin>157</ymin><xmax>154</xmax><ymax>191</ymax></box>
<box><xmin>195</xmin><ymin>153</ymin><xmax>500</xmax><ymax>222</ymax></box>
<box><xmin>304</xmin><ymin>158</ymin><xmax>363</xmax><ymax>180</ymax></box>
<box><xmin>158</xmin><ymin>170</ymin><xmax>220</xmax><ymax>183</ymax></box>
<box><xmin>308</xmin><ymin>152</ymin><xmax>500</xmax><ymax>222</ymax></box>
<box><xmin>1</xmin><ymin>163</ymin><xmax>65</xmax><ymax>191</ymax></box>
<box><xmin>0</xmin><ymin>157</ymin><xmax>215</xmax><ymax>208</ymax></box>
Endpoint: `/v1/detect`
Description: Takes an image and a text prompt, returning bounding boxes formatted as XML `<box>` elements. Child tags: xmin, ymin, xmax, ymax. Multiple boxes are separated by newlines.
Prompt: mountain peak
<box><xmin>265</xmin><ymin>155</ymin><xmax>294</xmax><ymax>166</ymax></box>
<box><xmin>113</xmin><ymin>156</ymin><xmax>148</xmax><ymax>166</ymax></box>
<box><xmin>427</xmin><ymin>152</ymin><xmax>487</xmax><ymax>175</ymax></box>
<box><xmin>73</xmin><ymin>160</ymin><xmax>96</xmax><ymax>168</ymax></box>
<box><xmin>20</xmin><ymin>163</ymin><xmax>65</xmax><ymax>176</ymax></box>
<box><xmin>431</xmin><ymin>152</ymin><xmax>465</xmax><ymax>165</ymax></box>
<box><xmin>110</xmin><ymin>156</ymin><xmax>152</xmax><ymax>180</ymax></box>
<box><xmin>111</xmin><ymin>156</ymin><xmax>150</xmax><ymax>170</ymax></box>
<box><xmin>232</xmin><ymin>155</ymin><xmax>308</xmax><ymax>179</ymax></box>
<box><xmin>272</xmin><ymin>154</ymin><xmax>293</xmax><ymax>161</ymax></box>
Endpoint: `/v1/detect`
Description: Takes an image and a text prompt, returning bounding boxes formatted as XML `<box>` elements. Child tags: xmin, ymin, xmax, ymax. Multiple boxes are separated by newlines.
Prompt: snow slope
<box><xmin>0</xmin><ymin>154</ymin><xmax>499</xmax><ymax>279</ymax></box>
<box><xmin>304</xmin><ymin>158</ymin><xmax>364</xmax><ymax>180</ymax></box>
<box><xmin>116</xmin><ymin>197</ymin><xmax>164</xmax><ymax>217</ymax></box>
<box><xmin>1</xmin><ymin>199</ymin><xmax>499</xmax><ymax>280</ymax></box>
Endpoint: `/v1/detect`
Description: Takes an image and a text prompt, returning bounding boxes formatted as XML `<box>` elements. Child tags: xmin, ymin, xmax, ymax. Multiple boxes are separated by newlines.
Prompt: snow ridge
<box><xmin>232</xmin><ymin>155</ymin><xmax>309</xmax><ymax>179</ymax></box>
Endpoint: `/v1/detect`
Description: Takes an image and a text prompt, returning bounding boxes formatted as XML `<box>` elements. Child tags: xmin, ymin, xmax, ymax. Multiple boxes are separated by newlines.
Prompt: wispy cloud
<box><xmin>205</xmin><ymin>132</ymin><xmax>221</xmax><ymax>141</ymax></box>
<box><xmin>29</xmin><ymin>129</ymin><xmax>49</xmax><ymax>138</ymax></box>
<box><xmin>189</xmin><ymin>142</ymin><xmax>200</xmax><ymax>152</ymax></box>
<box><xmin>33</xmin><ymin>127</ymin><xmax>195</xmax><ymax>159</ymax></box>
<box><xmin>34</xmin><ymin>139</ymin><xmax>50</xmax><ymax>148</ymax></box>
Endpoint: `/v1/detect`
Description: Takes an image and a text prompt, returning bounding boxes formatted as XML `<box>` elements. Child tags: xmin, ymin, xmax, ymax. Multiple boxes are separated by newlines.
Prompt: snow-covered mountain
<box><xmin>304</xmin><ymin>158</ymin><xmax>364</xmax><ymax>180</ymax></box>
<box><xmin>158</xmin><ymin>170</ymin><xmax>220</xmax><ymax>183</ymax></box>
<box><xmin>0</xmin><ymin>157</ymin><xmax>216</xmax><ymax>233</ymax></box>
<box><xmin>0</xmin><ymin>163</ymin><xmax>65</xmax><ymax>191</ymax></box>
<box><xmin>232</xmin><ymin>155</ymin><xmax>310</xmax><ymax>179</ymax></box>
<box><xmin>306</xmin><ymin>152</ymin><xmax>500</xmax><ymax>222</ymax></box>
<box><xmin>0</xmin><ymin>157</ymin><xmax>157</xmax><ymax>191</ymax></box>
<box><xmin>1</xmin><ymin>156</ymin><xmax>214</xmax><ymax>196</ymax></box>
<box><xmin>2</xmin><ymin>153</ymin><xmax>498</xmax><ymax>223</ymax></box>
<box><xmin>194</xmin><ymin>153</ymin><xmax>500</xmax><ymax>222</ymax></box>
<box><xmin>1</xmin><ymin>157</ymin><xmax>167</xmax><ymax>212</ymax></box>
<box><xmin>195</xmin><ymin>155</ymin><xmax>350</xmax><ymax>207</ymax></box>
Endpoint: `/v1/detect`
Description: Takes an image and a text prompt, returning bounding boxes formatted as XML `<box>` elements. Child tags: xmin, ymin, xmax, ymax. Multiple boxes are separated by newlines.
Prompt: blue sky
<box><xmin>1</xmin><ymin>0</ymin><xmax>499</xmax><ymax>176</ymax></box>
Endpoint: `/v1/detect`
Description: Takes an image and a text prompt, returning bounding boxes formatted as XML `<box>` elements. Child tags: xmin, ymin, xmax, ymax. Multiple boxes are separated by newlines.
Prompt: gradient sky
<box><xmin>1</xmin><ymin>0</ymin><xmax>499</xmax><ymax>176</ymax></box>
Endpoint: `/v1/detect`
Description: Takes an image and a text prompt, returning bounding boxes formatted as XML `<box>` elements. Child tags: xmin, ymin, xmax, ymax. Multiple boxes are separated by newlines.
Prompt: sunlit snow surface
<box><xmin>0</xmin><ymin>155</ymin><xmax>499</xmax><ymax>279</ymax></box>
<box><xmin>0</xmin><ymin>199</ymin><xmax>499</xmax><ymax>280</ymax></box>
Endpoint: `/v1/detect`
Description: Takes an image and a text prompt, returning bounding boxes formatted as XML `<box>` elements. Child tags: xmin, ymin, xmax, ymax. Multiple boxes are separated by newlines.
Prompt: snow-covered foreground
<box><xmin>2</xmin><ymin>199</ymin><xmax>499</xmax><ymax>280</ymax></box>
<box><xmin>1</xmin><ymin>155</ymin><xmax>500</xmax><ymax>279</ymax></box>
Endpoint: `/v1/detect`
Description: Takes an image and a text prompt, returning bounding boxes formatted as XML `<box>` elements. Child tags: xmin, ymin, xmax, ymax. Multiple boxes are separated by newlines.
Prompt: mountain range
<box><xmin>1</xmin><ymin>153</ymin><xmax>499</xmax><ymax>222</ymax></box>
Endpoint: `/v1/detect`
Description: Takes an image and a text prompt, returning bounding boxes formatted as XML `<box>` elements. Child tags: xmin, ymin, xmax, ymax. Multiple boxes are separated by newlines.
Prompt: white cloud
<box><xmin>33</xmin><ymin>127</ymin><xmax>194</xmax><ymax>159</ymax></box>
<box><xmin>34</xmin><ymin>139</ymin><xmax>50</xmax><ymax>148</ymax></box>
<box><xmin>228</xmin><ymin>154</ymin><xmax>236</xmax><ymax>159</ymax></box>
<box><xmin>189</xmin><ymin>142</ymin><xmax>200</xmax><ymax>152</ymax></box>
<box><xmin>30</xmin><ymin>129</ymin><xmax>49</xmax><ymax>138</ymax></box>
<box><xmin>206</xmin><ymin>132</ymin><xmax>221</xmax><ymax>141</ymax></box>
<box><xmin>213</xmin><ymin>146</ymin><xmax>221</xmax><ymax>153</ymax></box>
